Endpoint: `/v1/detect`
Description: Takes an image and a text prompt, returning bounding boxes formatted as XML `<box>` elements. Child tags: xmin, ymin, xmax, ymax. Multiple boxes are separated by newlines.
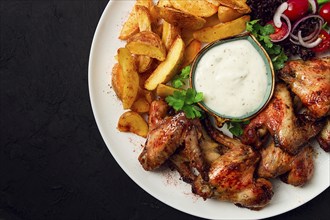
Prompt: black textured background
<box><xmin>0</xmin><ymin>1</ymin><xmax>329</xmax><ymax>219</ymax></box>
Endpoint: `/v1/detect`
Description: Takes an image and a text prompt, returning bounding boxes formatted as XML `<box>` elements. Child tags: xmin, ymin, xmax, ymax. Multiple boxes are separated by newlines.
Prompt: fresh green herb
<box><xmin>317</xmin><ymin>0</ymin><xmax>329</xmax><ymax>5</ymax></box>
<box><xmin>246</xmin><ymin>20</ymin><xmax>288</xmax><ymax>71</ymax></box>
<box><xmin>225</xmin><ymin>120</ymin><xmax>250</xmax><ymax>137</ymax></box>
<box><xmin>171</xmin><ymin>66</ymin><xmax>191</xmax><ymax>88</ymax></box>
<box><xmin>165</xmin><ymin>88</ymin><xmax>204</xmax><ymax>119</ymax></box>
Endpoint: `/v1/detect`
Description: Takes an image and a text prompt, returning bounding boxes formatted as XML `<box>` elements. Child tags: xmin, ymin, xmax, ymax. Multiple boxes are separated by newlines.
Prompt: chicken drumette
<box><xmin>192</xmin><ymin>118</ymin><xmax>273</xmax><ymax>210</ymax></box>
<box><xmin>138</xmin><ymin>100</ymin><xmax>208</xmax><ymax>180</ymax></box>
<box><xmin>241</xmin><ymin>83</ymin><xmax>324</xmax><ymax>155</ymax></box>
<box><xmin>278</xmin><ymin>56</ymin><xmax>330</xmax><ymax>118</ymax></box>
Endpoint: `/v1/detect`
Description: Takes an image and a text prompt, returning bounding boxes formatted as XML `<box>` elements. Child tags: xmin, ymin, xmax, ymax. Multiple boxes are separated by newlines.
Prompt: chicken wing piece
<box><xmin>278</xmin><ymin>56</ymin><xmax>330</xmax><ymax>118</ymax></box>
<box><xmin>317</xmin><ymin>117</ymin><xmax>330</xmax><ymax>152</ymax></box>
<box><xmin>258</xmin><ymin>141</ymin><xmax>314</xmax><ymax>186</ymax></box>
<box><xmin>192</xmin><ymin>118</ymin><xmax>273</xmax><ymax>210</ymax></box>
<box><xmin>241</xmin><ymin>83</ymin><xmax>324</xmax><ymax>155</ymax></box>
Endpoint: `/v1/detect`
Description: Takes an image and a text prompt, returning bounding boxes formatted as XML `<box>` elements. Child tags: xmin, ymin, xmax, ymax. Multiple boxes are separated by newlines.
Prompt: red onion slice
<box><xmin>298</xmin><ymin>30</ymin><xmax>322</xmax><ymax>48</ymax></box>
<box><xmin>308</xmin><ymin>0</ymin><xmax>318</xmax><ymax>14</ymax></box>
<box><xmin>271</xmin><ymin>14</ymin><xmax>292</xmax><ymax>42</ymax></box>
<box><xmin>273</xmin><ymin>2</ymin><xmax>289</xmax><ymax>28</ymax></box>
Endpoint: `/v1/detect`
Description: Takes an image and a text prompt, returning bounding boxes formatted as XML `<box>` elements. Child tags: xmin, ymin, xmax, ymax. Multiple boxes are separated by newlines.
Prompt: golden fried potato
<box><xmin>145</xmin><ymin>36</ymin><xmax>185</xmax><ymax>90</ymax></box>
<box><xmin>111</xmin><ymin>63</ymin><xmax>124</xmax><ymax>99</ymax></box>
<box><xmin>218</xmin><ymin>5</ymin><xmax>244</xmax><ymax>23</ymax></box>
<box><xmin>156</xmin><ymin>6</ymin><xmax>206</xmax><ymax>30</ymax></box>
<box><xmin>156</xmin><ymin>84</ymin><xmax>180</xmax><ymax>97</ymax></box>
<box><xmin>117</xmin><ymin>111</ymin><xmax>149</xmax><ymax>137</ymax></box>
<box><xmin>118</xmin><ymin>47</ymin><xmax>140</xmax><ymax>109</ymax></box>
<box><xmin>157</xmin><ymin>0</ymin><xmax>172</xmax><ymax>7</ymax></box>
<box><xmin>193</xmin><ymin>15</ymin><xmax>250</xmax><ymax>43</ymax></box>
<box><xmin>217</xmin><ymin>0</ymin><xmax>251</xmax><ymax>14</ymax></box>
<box><xmin>136</xmin><ymin>55</ymin><xmax>153</xmax><ymax>73</ymax></box>
<box><xmin>119</xmin><ymin>0</ymin><xmax>154</xmax><ymax>40</ymax></box>
<box><xmin>170</xmin><ymin>0</ymin><xmax>218</xmax><ymax>17</ymax></box>
<box><xmin>131</xmin><ymin>97</ymin><xmax>150</xmax><ymax>113</ymax></box>
<box><xmin>136</xmin><ymin>5</ymin><xmax>152</xmax><ymax>32</ymax></box>
<box><xmin>126</xmin><ymin>31</ymin><xmax>166</xmax><ymax>61</ymax></box>
<box><xmin>181</xmin><ymin>39</ymin><xmax>202</xmax><ymax>68</ymax></box>
<box><xmin>162</xmin><ymin>21</ymin><xmax>181</xmax><ymax>50</ymax></box>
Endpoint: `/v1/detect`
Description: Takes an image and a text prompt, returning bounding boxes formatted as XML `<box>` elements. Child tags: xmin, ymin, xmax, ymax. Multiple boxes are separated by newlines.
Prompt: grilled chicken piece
<box><xmin>278</xmin><ymin>56</ymin><xmax>330</xmax><ymax>118</ymax></box>
<box><xmin>258</xmin><ymin>141</ymin><xmax>314</xmax><ymax>186</ymax></box>
<box><xmin>317</xmin><ymin>117</ymin><xmax>330</xmax><ymax>152</ymax></box>
<box><xmin>241</xmin><ymin>83</ymin><xmax>324</xmax><ymax>155</ymax></box>
<box><xmin>139</xmin><ymin>100</ymin><xmax>208</xmax><ymax>180</ymax></box>
<box><xmin>192</xmin><ymin>118</ymin><xmax>273</xmax><ymax>210</ymax></box>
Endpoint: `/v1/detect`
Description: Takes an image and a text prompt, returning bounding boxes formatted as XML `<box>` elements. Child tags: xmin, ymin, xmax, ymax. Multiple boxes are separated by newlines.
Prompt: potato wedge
<box><xmin>193</xmin><ymin>15</ymin><xmax>250</xmax><ymax>43</ymax></box>
<box><xmin>162</xmin><ymin>21</ymin><xmax>181</xmax><ymax>50</ymax></box>
<box><xmin>181</xmin><ymin>28</ymin><xmax>195</xmax><ymax>46</ymax></box>
<box><xmin>218</xmin><ymin>5</ymin><xmax>244</xmax><ymax>23</ymax></box>
<box><xmin>117</xmin><ymin>111</ymin><xmax>148</xmax><ymax>137</ymax></box>
<box><xmin>118</xmin><ymin>47</ymin><xmax>140</xmax><ymax>109</ymax></box>
<box><xmin>131</xmin><ymin>97</ymin><xmax>150</xmax><ymax>113</ymax></box>
<box><xmin>217</xmin><ymin>0</ymin><xmax>251</xmax><ymax>14</ymax></box>
<box><xmin>145</xmin><ymin>36</ymin><xmax>185</xmax><ymax>90</ymax></box>
<box><xmin>111</xmin><ymin>63</ymin><xmax>124</xmax><ymax>99</ymax></box>
<box><xmin>157</xmin><ymin>0</ymin><xmax>172</xmax><ymax>7</ymax></box>
<box><xmin>181</xmin><ymin>39</ymin><xmax>202</xmax><ymax>68</ymax></box>
<box><xmin>136</xmin><ymin>55</ymin><xmax>153</xmax><ymax>73</ymax></box>
<box><xmin>203</xmin><ymin>14</ymin><xmax>221</xmax><ymax>27</ymax></box>
<box><xmin>156</xmin><ymin>84</ymin><xmax>180</xmax><ymax>97</ymax></box>
<box><xmin>136</xmin><ymin>5</ymin><xmax>152</xmax><ymax>32</ymax></box>
<box><xmin>126</xmin><ymin>31</ymin><xmax>166</xmax><ymax>61</ymax></box>
<box><xmin>170</xmin><ymin>0</ymin><xmax>218</xmax><ymax>17</ymax></box>
<box><xmin>156</xmin><ymin>6</ymin><xmax>206</xmax><ymax>30</ymax></box>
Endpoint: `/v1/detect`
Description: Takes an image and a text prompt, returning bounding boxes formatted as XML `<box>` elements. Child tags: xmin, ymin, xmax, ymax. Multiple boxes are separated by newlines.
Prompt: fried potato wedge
<box><xmin>217</xmin><ymin>0</ymin><xmax>251</xmax><ymax>14</ymax></box>
<box><xmin>126</xmin><ymin>31</ymin><xmax>166</xmax><ymax>61</ymax></box>
<box><xmin>157</xmin><ymin>0</ymin><xmax>172</xmax><ymax>7</ymax></box>
<box><xmin>218</xmin><ymin>5</ymin><xmax>244</xmax><ymax>23</ymax></box>
<box><xmin>136</xmin><ymin>55</ymin><xmax>153</xmax><ymax>73</ymax></box>
<box><xmin>119</xmin><ymin>0</ymin><xmax>154</xmax><ymax>40</ymax></box>
<box><xmin>117</xmin><ymin>111</ymin><xmax>149</xmax><ymax>137</ymax></box>
<box><xmin>111</xmin><ymin>63</ymin><xmax>124</xmax><ymax>100</ymax></box>
<box><xmin>156</xmin><ymin>84</ymin><xmax>180</xmax><ymax>97</ymax></box>
<box><xmin>131</xmin><ymin>97</ymin><xmax>150</xmax><ymax>113</ymax></box>
<box><xmin>170</xmin><ymin>0</ymin><xmax>218</xmax><ymax>17</ymax></box>
<box><xmin>118</xmin><ymin>47</ymin><xmax>140</xmax><ymax>109</ymax></box>
<box><xmin>156</xmin><ymin>6</ymin><xmax>206</xmax><ymax>30</ymax></box>
<box><xmin>181</xmin><ymin>39</ymin><xmax>202</xmax><ymax>68</ymax></box>
<box><xmin>181</xmin><ymin>28</ymin><xmax>195</xmax><ymax>46</ymax></box>
<box><xmin>204</xmin><ymin>14</ymin><xmax>221</xmax><ymax>27</ymax></box>
<box><xmin>136</xmin><ymin>5</ymin><xmax>152</xmax><ymax>32</ymax></box>
<box><xmin>145</xmin><ymin>36</ymin><xmax>185</xmax><ymax>90</ymax></box>
<box><xmin>162</xmin><ymin>21</ymin><xmax>181</xmax><ymax>50</ymax></box>
<box><xmin>193</xmin><ymin>15</ymin><xmax>250</xmax><ymax>43</ymax></box>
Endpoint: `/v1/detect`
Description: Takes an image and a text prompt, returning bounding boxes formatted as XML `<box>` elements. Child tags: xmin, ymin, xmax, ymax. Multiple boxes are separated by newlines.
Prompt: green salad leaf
<box><xmin>171</xmin><ymin>66</ymin><xmax>191</xmax><ymax>89</ymax></box>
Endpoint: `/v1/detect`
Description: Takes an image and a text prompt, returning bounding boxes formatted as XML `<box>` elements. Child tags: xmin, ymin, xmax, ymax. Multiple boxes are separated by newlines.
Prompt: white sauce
<box><xmin>194</xmin><ymin>39</ymin><xmax>268</xmax><ymax>118</ymax></box>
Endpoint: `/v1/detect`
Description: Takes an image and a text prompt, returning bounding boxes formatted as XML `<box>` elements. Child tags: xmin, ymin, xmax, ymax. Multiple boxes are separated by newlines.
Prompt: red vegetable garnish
<box><xmin>268</xmin><ymin>20</ymin><xmax>290</xmax><ymax>41</ymax></box>
<box><xmin>284</xmin><ymin>0</ymin><xmax>309</xmax><ymax>21</ymax></box>
<box><xmin>319</xmin><ymin>2</ymin><xmax>330</xmax><ymax>24</ymax></box>
<box><xmin>312</xmin><ymin>30</ymin><xmax>330</xmax><ymax>53</ymax></box>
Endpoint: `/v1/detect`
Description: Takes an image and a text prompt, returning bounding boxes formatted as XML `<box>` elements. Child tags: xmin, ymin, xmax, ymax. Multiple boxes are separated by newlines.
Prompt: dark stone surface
<box><xmin>0</xmin><ymin>1</ymin><xmax>329</xmax><ymax>219</ymax></box>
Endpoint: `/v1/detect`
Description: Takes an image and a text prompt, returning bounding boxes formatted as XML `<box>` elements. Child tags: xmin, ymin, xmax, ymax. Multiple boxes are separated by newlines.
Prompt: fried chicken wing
<box><xmin>241</xmin><ymin>83</ymin><xmax>324</xmax><ymax>154</ymax></box>
<box><xmin>278</xmin><ymin>56</ymin><xmax>330</xmax><ymax>118</ymax></box>
<box><xmin>317</xmin><ymin>117</ymin><xmax>330</xmax><ymax>152</ymax></box>
<box><xmin>139</xmin><ymin>100</ymin><xmax>208</xmax><ymax>180</ymax></box>
<box><xmin>192</xmin><ymin>118</ymin><xmax>273</xmax><ymax>210</ymax></box>
<box><xmin>258</xmin><ymin>141</ymin><xmax>314</xmax><ymax>186</ymax></box>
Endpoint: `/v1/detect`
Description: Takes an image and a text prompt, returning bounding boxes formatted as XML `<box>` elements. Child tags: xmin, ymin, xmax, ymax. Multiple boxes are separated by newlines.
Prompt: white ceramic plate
<box><xmin>88</xmin><ymin>1</ymin><xmax>330</xmax><ymax>219</ymax></box>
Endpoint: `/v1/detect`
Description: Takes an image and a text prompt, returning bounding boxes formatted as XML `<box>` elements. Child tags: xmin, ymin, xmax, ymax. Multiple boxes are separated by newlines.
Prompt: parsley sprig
<box><xmin>165</xmin><ymin>88</ymin><xmax>203</xmax><ymax>119</ymax></box>
<box><xmin>171</xmin><ymin>66</ymin><xmax>191</xmax><ymax>88</ymax></box>
<box><xmin>246</xmin><ymin>20</ymin><xmax>288</xmax><ymax>70</ymax></box>
<box><xmin>225</xmin><ymin>120</ymin><xmax>250</xmax><ymax>137</ymax></box>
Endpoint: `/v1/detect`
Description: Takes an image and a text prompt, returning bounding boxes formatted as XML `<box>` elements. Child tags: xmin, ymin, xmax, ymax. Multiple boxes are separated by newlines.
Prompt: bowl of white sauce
<box><xmin>190</xmin><ymin>33</ymin><xmax>275</xmax><ymax>125</ymax></box>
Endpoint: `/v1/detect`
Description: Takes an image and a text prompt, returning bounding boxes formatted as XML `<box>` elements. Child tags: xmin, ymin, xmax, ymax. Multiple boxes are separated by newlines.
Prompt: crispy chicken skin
<box><xmin>192</xmin><ymin>118</ymin><xmax>273</xmax><ymax>210</ymax></box>
<box><xmin>139</xmin><ymin>100</ymin><xmax>208</xmax><ymax>180</ymax></box>
<box><xmin>241</xmin><ymin>83</ymin><xmax>324</xmax><ymax>155</ymax></box>
<box><xmin>258</xmin><ymin>141</ymin><xmax>314</xmax><ymax>186</ymax></box>
<box><xmin>278</xmin><ymin>56</ymin><xmax>330</xmax><ymax>118</ymax></box>
<box><xmin>317</xmin><ymin>117</ymin><xmax>330</xmax><ymax>152</ymax></box>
